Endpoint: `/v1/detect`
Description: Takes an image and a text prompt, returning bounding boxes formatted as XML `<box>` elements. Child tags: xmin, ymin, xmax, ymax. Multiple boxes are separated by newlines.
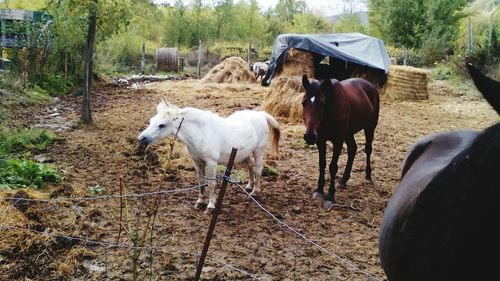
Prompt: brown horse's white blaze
<box><xmin>301</xmin><ymin>75</ymin><xmax>380</xmax><ymax>209</ymax></box>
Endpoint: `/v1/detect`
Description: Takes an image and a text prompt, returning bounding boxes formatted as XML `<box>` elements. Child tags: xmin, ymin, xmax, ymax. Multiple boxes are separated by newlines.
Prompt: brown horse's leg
<box><xmin>313</xmin><ymin>140</ymin><xmax>327</xmax><ymax>199</ymax></box>
<box><xmin>339</xmin><ymin>134</ymin><xmax>357</xmax><ymax>188</ymax></box>
<box><xmin>325</xmin><ymin>140</ymin><xmax>343</xmax><ymax>209</ymax></box>
<box><xmin>364</xmin><ymin>127</ymin><xmax>375</xmax><ymax>183</ymax></box>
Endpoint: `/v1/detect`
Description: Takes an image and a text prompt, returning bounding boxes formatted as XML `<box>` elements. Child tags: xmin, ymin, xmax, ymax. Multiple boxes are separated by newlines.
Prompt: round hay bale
<box><xmin>385</xmin><ymin>65</ymin><xmax>429</xmax><ymax>100</ymax></box>
<box><xmin>201</xmin><ymin>56</ymin><xmax>256</xmax><ymax>83</ymax></box>
<box><xmin>262</xmin><ymin>76</ymin><xmax>304</xmax><ymax>122</ymax></box>
<box><xmin>275</xmin><ymin>48</ymin><xmax>314</xmax><ymax>78</ymax></box>
<box><xmin>156</xmin><ymin>48</ymin><xmax>180</xmax><ymax>72</ymax></box>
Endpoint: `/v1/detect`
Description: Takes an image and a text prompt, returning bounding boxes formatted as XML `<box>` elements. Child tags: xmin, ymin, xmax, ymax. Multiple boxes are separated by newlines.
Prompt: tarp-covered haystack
<box><xmin>385</xmin><ymin>65</ymin><xmax>429</xmax><ymax>100</ymax></box>
<box><xmin>262</xmin><ymin>33</ymin><xmax>392</xmax><ymax>122</ymax></box>
<box><xmin>262</xmin><ymin>33</ymin><xmax>390</xmax><ymax>87</ymax></box>
<box><xmin>201</xmin><ymin>56</ymin><xmax>256</xmax><ymax>83</ymax></box>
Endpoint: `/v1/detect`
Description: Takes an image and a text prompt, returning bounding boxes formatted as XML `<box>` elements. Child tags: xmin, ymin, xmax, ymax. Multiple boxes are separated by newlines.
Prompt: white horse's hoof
<box><xmin>324</xmin><ymin>200</ymin><xmax>334</xmax><ymax>210</ymax></box>
<box><xmin>313</xmin><ymin>192</ymin><xmax>324</xmax><ymax>200</ymax></box>
<box><xmin>204</xmin><ymin>208</ymin><xmax>214</xmax><ymax>214</ymax></box>
<box><xmin>194</xmin><ymin>202</ymin><xmax>206</xmax><ymax>210</ymax></box>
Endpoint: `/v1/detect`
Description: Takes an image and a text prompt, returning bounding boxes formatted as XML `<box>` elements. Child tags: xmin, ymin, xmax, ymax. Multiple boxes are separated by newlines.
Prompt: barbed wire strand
<box><xmin>1</xmin><ymin>184</ymin><xmax>203</xmax><ymax>203</ymax></box>
<box><xmin>216</xmin><ymin>256</ymin><xmax>262</xmax><ymax>281</ymax></box>
<box><xmin>235</xmin><ymin>183</ymin><xmax>383</xmax><ymax>281</ymax></box>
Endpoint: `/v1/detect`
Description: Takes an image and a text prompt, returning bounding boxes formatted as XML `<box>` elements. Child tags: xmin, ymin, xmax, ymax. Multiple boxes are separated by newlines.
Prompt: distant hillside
<box><xmin>326</xmin><ymin>11</ymin><xmax>369</xmax><ymax>25</ymax></box>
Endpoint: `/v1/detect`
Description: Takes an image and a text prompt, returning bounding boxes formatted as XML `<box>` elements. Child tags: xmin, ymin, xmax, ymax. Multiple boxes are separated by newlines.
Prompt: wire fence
<box><xmin>1</xmin><ymin>176</ymin><xmax>384</xmax><ymax>281</ymax></box>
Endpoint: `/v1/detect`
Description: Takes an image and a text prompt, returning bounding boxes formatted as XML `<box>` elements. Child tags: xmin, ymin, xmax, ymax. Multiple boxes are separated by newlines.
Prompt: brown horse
<box><xmin>379</xmin><ymin>61</ymin><xmax>500</xmax><ymax>281</ymax></box>
<box><xmin>301</xmin><ymin>75</ymin><xmax>380</xmax><ymax>209</ymax></box>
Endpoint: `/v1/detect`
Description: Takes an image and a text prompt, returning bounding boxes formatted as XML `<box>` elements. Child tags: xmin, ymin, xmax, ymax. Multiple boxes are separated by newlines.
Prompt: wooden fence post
<box><xmin>141</xmin><ymin>42</ymin><xmax>146</xmax><ymax>75</ymax></box>
<box><xmin>194</xmin><ymin>148</ymin><xmax>238</xmax><ymax>281</ymax></box>
<box><xmin>198</xmin><ymin>40</ymin><xmax>202</xmax><ymax>79</ymax></box>
<box><xmin>247</xmin><ymin>42</ymin><xmax>252</xmax><ymax>68</ymax></box>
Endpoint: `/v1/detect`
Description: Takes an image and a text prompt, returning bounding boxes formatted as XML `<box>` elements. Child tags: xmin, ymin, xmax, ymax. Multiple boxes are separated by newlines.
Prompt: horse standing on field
<box><xmin>301</xmin><ymin>75</ymin><xmax>380</xmax><ymax>209</ymax></box>
<box><xmin>378</xmin><ymin>61</ymin><xmax>500</xmax><ymax>281</ymax></box>
<box><xmin>138</xmin><ymin>99</ymin><xmax>280</xmax><ymax>211</ymax></box>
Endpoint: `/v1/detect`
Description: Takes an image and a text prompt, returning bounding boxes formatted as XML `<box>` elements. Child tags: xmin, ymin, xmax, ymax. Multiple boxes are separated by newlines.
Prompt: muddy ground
<box><xmin>0</xmin><ymin>78</ymin><xmax>497</xmax><ymax>281</ymax></box>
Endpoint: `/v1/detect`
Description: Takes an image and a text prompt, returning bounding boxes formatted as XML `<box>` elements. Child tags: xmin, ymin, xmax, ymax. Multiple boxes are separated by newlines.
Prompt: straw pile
<box><xmin>262</xmin><ymin>76</ymin><xmax>304</xmax><ymax>122</ymax></box>
<box><xmin>201</xmin><ymin>56</ymin><xmax>256</xmax><ymax>83</ymax></box>
<box><xmin>261</xmin><ymin>48</ymin><xmax>315</xmax><ymax>122</ymax></box>
<box><xmin>385</xmin><ymin>65</ymin><xmax>429</xmax><ymax>100</ymax></box>
<box><xmin>275</xmin><ymin>48</ymin><xmax>314</xmax><ymax>78</ymax></box>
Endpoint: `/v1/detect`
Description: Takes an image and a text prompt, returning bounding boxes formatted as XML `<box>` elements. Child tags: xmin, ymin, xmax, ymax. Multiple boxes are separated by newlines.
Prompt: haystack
<box><xmin>201</xmin><ymin>56</ymin><xmax>256</xmax><ymax>83</ymax></box>
<box><xmin>262</xmin><ymin>76</ymin><xmax>304</xmax><ymax>122</ymax></box>
<box><xmin>385</xmin><ymin>65</ymin><xmax>429</xmax><ymax>100</ymax></box>
<box><xmin>275</xmin><ymin>48</ymin><xmax>314</xmax><ymax>78</ymax></box>
<box><xmin>261</xmin><ymin>48</ymin><xmax>315</xmax><ymax>122</ymax></box>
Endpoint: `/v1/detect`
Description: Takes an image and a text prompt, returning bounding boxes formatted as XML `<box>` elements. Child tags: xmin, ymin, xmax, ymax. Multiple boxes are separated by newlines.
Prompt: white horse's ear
<box><xmin>161</xmin><ymin>96</ymin><xmax>170</xmax><ymax>107</ymax></box>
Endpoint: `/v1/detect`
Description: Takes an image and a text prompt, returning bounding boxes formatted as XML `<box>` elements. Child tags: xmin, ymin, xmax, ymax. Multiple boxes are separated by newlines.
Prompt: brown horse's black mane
<box><xmin>466</xmin><ymin>61</ymin><xmax>500</xmax><ymax>114</ymax></box>
<box><xmin>396</xmin><ymin>64</ymin><xmax>500</xmax><ymax>280</ymax></box>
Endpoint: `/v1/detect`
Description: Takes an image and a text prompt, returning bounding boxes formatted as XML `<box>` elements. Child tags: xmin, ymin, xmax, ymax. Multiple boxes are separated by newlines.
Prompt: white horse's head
<box><xmin>138</xmin><ymin>98</ymin><xmax>182</xmax><ymax>146</ymax></box>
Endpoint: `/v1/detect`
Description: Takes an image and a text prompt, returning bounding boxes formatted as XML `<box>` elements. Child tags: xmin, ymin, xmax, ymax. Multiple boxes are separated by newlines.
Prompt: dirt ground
<box><xmin>0</xmin><ymin>78</ymin><xmax>497</xmax><ymax>281</ymax></box>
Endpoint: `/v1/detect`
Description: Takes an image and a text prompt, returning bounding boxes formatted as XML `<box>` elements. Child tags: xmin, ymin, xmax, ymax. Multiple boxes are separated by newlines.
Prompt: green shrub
<box><xmin>0</xmin><ymin>158</ymin><xmax>60</xmax><ymax>189</ymax></box>
<box><xmin>0</xmin><ymin>128</ymin><xmax>60</xmax><ymax>189</ymax></box>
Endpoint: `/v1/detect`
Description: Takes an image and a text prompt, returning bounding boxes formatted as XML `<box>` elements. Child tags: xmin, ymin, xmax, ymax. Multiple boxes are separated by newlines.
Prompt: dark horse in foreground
<box><xmin>379</xmin><ymin>61</ymin><xmax>500</xmax><ymax>281</ymax></box>
<box><xmin>301</xmin><ymin>75</ymin><xmax>380</xmax><ymax>209</ymax></box>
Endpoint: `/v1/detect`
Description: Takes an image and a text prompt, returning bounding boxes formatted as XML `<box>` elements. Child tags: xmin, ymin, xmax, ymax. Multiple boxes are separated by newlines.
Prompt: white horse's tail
<box><xmin>261</xmin><ymin>111</ymin><xmax>280</xmax><ymax>159</ymax></box>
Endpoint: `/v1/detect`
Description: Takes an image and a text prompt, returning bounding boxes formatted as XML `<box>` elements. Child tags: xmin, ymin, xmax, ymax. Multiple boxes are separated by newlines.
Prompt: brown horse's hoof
<box><xmin>194</xmin><ymin>202</ymin><xmax>206</xmax><ymax>210</ymax></box>
<box><xmin>365</xmin><ymin>179</ymin><xmax>374</xmax><ymax>185</ymax></box>
<box><xmin>324</xmin><ymin>200</ymin><xmax>335</xmax><ymax>210</ymax></box>
<box><xmin>338</xmin><ymin>182</ymin><xmax>347</xmax><ymax>189</ymax></box>
<box><xmin>312</xmin><ymin>192</ymin><xmax>324</xmax><ymax>200</ymax></box>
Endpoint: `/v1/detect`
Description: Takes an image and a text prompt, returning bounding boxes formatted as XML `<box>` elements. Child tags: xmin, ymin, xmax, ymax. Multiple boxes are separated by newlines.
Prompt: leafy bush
<box><xmin>36</xmin><ymin>73</ymin><xmax>73</xmax><ymax>96</ymax></box>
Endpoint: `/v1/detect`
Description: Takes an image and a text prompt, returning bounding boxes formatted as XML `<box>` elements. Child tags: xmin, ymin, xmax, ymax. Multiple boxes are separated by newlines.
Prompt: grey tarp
<box><xmin>262</xmin><ymin>33</ymin><xmax>391</xmax><ymax>86</ymax></box>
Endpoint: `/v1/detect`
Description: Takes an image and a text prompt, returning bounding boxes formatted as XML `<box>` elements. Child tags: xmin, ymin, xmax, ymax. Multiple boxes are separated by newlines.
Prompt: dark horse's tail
<box><xmin>466</xmin><ymin>59</ymin><xmax>500</xmax><ymax>115</ymax></box>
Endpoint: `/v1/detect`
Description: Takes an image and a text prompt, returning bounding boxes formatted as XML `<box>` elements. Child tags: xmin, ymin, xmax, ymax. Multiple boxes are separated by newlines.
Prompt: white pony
<box><xmin>138</xmin><ymin>99</ymin><xmax>280</xmax><ymax>211</ymax></box>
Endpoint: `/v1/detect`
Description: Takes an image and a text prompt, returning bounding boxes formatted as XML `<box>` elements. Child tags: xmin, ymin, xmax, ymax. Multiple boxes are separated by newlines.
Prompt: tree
<box><xmin>369</xmin><ymin>0</ymin><xmax>470</xmax><ymax>63</ymax></box>
<box><xmin>50</xmin><ymin>0</ymin><xmax>133</xmax><ymax>123</ymax></box>
<box><xmin>81</xmin><ymin>0</ymin><xmax>97</xmax><ymax>123</ymax></box>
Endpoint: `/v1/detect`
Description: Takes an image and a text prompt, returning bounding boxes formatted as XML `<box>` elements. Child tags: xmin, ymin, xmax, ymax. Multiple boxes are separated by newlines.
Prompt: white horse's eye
<box><xmin>158</xmin><ymin>124</ymin><xmax>166</xmax><ymax>129</ymax></box>
<box><xmin>310</xmin><ymin>96</ymin><xmax>316</xmax><ymax>103</ymax></box>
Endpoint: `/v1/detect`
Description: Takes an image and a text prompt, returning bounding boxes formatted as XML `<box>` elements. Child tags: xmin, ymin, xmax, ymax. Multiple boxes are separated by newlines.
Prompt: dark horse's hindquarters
<box><xmin>301</xmin><ymin>75</ymin><xmax>380</xmax><ymax>209</ymax></box>
<box><xmin>379</xmin><ymin>61</ymin><xmax>500</xmax><ymax>281</ymax></box>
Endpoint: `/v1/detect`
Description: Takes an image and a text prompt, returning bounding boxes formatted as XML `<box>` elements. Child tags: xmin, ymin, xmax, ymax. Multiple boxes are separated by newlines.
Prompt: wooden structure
<box><xmin>155</xmin><ymin>47</ymin><xmax>180</xmax><ymax>72</ymax></box>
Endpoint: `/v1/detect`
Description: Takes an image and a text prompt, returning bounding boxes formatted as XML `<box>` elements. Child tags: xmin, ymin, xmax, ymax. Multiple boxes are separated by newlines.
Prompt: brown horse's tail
<box><xmin>262</xmin><ymin>111</ymin><xmax>281</xmax><ymax>159</ymax></box>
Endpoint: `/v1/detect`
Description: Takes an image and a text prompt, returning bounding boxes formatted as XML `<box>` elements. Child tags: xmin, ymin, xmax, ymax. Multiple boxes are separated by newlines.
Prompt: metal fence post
<box><xmin>194</xmin><ymin>148</ymin><xmax>238</xmax><ymax>281</ymax></box>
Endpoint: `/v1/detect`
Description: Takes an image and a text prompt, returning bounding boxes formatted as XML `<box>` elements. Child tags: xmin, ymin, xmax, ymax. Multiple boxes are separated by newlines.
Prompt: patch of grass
<box><xmin>262</xmin><ymin>164</ymin><xmax>279</xmax><ymax>177</ymax></box>
<box><xmin>0</xmin><ymin>128</ymin><xmax>55</xmax><ymax>155</ymax></box>
<box><xmin>0</xmin><ymin>158</ymin><xmax>60</xmax><ymax>189</ymax></box>
<box><xmin>0</xmin><ymin>128</ymin><xmax>60</xmax><ymax>189</ymax></box>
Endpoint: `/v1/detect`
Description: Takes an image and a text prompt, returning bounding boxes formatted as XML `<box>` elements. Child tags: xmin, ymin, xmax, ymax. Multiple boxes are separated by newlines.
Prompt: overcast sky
<box><xmin>154</xmin><ymin>1</ymin><xmax>368</xmax><ymax>16</ymax></box>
